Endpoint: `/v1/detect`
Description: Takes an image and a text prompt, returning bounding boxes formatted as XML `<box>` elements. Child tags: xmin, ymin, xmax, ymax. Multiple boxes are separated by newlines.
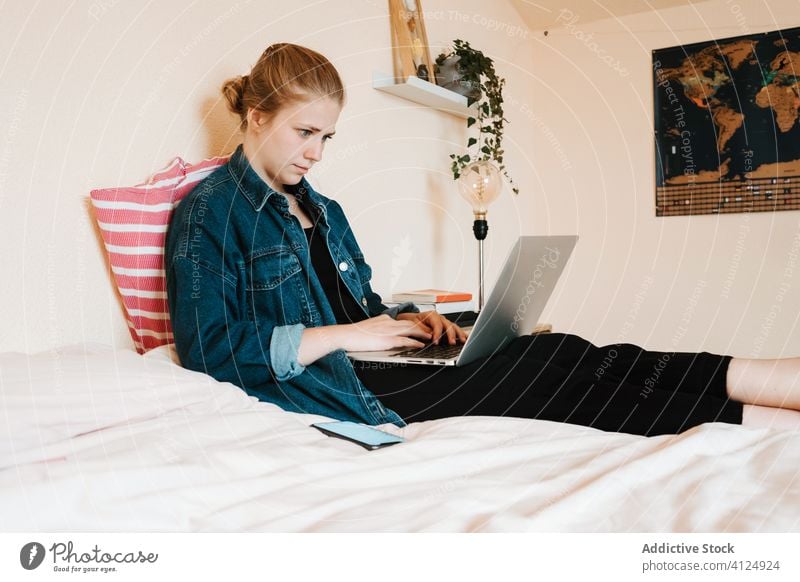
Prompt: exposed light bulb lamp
<box><xmin>457</xmin><ymin>160</ymin><xmax>501</xmax><ymax>312</ymax></box>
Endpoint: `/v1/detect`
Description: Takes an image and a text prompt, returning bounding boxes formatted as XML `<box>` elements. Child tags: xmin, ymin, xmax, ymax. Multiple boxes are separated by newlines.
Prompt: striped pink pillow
<box><xmin>90</xmin><ymin>154</ymin><xmax>230</xmax><ymax>353</ymax></box>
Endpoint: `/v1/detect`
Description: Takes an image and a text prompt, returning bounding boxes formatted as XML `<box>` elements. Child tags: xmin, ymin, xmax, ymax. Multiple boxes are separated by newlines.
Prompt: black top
<box><xmin>303</xmin><ymin>221</ymin><xmax>367</xmax><ymax>325</ymax></box>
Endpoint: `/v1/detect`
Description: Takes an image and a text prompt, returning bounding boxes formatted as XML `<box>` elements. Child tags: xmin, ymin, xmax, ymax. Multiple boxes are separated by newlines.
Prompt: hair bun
<box><xmin>221</xmin><ymin>75</ymin><xmax>248</xmax><ymax>116</ymax></box>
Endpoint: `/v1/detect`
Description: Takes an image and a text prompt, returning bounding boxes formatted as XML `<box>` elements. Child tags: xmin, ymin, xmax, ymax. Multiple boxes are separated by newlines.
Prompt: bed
<box><xmin>3</xmin><ymin>341</ymin><xmax>799</xmax><ymax>532</ymax></box>
<box><xmin>5</xmin><ymin>152</ymin><xmax>795</xmax><ymax>533</ymax></box>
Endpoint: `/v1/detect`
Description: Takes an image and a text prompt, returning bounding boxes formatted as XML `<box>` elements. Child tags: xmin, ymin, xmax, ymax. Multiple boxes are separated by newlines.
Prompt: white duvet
<box><xmin>1</xmin><ymin>344</ymin><xmax>799</xmax><ymax>532</ymax></box>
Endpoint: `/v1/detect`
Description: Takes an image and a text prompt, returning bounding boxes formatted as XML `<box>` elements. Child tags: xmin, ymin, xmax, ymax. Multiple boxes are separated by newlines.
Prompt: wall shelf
<box><xmin>372</xmin><ymin>71</ymin><xmax>475</xmax><ymax>118</ymax></box>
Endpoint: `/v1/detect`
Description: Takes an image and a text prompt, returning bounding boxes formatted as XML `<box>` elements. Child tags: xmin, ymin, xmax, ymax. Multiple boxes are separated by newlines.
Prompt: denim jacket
<box><xmin>165</xmin><ymin>145</ymin><xmax>418</xmax><ymax>426</ymax></box>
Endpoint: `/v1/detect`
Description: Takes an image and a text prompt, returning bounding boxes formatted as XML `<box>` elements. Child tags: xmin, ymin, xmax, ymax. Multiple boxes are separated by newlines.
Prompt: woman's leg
<box><xmin>727</xmin><ymin>357</ymin><xmax>800</xmax><ymax>409</ymax></box>
<box><xmin>520</xmin><ymin>333</ymin><xmax>733</xmax><ymax>400</ymax></box>
<box><xmin>728</xmin><ymin>355</ymin><xmax>800</xmax><ymax>429</ymax></box>
<box><xmin>522</xmin><ymin>336</ymin><xmax>800</xmax><ymax>430</ymax></box>
<box><xmin>534</xmin><ymin>336</ymin><xmax>800</xmax><ymax>429</ymax></box>
<box><xmin>355</xmin><ymin>339</ymin><xmax>742</xmax><ymax>436</ymax></box>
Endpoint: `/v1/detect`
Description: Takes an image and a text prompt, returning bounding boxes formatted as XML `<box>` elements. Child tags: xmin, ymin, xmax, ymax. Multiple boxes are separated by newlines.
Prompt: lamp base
<box><xmin>472</xmin><ymin>219</ymin><xmax>488</xmax><ymax>241</ymax></box>
<box><xmin>472</xmin><ymin>219</ymin><xmax>488</xmax><ymax>312</ymax></box>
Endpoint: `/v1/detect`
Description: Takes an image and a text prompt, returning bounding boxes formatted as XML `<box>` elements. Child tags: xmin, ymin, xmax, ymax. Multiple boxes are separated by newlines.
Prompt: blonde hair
<box><xmin>221</xmin><ymin>43</ymin><xmax>346</xmax><ymax>131</ymax></box>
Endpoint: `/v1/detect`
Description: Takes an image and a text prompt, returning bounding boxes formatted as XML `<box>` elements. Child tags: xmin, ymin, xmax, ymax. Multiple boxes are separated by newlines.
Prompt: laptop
<box><xmin>346</xmin><ymin>235</ymin><xmax>577</xmax><ymax>367</ymax></box>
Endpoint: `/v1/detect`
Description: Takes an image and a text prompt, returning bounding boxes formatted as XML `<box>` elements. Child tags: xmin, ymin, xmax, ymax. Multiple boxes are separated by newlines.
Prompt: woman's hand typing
<box><xmin>396</xmin><ymin>311</ymin><xmax>467</xmax><ymax>346</ymax></box>
<box><xmin>297</xmin><ymin>315</ymin><xmax>431</xmax><ymax>366</ymax></box>
<box><xmin>340</xmin><ymin>314</ymin><xmax>432</xmax><ymax>351</ymax></box>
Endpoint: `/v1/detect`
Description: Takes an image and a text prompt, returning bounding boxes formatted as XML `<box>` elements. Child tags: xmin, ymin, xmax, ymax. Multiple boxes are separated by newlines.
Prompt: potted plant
<box><xmin>434</xmin><ymin>39</ymin><xmax>518</xmax><ymax>195</ymax></box>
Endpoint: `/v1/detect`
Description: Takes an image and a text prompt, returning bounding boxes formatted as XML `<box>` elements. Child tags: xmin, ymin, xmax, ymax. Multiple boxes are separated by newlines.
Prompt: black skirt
<box><xmin>352</xmin><ymin>332</ymin><xmax>742</xmax><ymax>437</ymax></box>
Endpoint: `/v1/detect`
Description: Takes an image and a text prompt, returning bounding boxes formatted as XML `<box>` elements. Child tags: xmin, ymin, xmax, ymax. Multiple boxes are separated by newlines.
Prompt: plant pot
<box><xmin>435</xmin><ymin>55</ymin><xmax>481</xmax><ymax>101</ymax></box>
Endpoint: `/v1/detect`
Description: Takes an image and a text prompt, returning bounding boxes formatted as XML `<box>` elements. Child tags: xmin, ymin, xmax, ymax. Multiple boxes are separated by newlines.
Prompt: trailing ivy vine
<box><xmin>435</xmin><ymin>39</ymin><xmax>518</xmax><ymax>195</ymax></box>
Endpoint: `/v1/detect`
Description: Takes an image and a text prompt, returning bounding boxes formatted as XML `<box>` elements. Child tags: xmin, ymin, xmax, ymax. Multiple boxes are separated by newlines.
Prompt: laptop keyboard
<box><xmin>393</xmin><ymin>342</ymin><xmax>464</xmax><ymax>359</ymax></box>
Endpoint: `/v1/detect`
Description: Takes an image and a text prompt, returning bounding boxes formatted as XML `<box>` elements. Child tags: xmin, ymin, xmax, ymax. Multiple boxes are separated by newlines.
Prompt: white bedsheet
<box><xmin>1</xmin><ymin>344</ymin><xmax>799</xmax><ymax>532</ymax></box>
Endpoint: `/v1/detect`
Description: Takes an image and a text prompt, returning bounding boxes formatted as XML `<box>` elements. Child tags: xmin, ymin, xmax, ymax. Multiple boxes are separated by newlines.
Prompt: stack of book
<box><xmin>389</xmin><ymin>289</ymin><xmax>472</xmax><ymax>303</ymax></box>
<box><xmin>386</xmin><ymin>289</ymin><xmax>477</xmax><ymax>323</ymax></box>
<box><xmin>385</xmin><ymin>289</ymin><xmax>552</xmax><ymax>333</ymax></box>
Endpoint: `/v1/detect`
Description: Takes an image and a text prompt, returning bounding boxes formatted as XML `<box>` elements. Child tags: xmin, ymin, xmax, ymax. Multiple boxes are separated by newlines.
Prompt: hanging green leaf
<box><xmin>435</xmin><ymin>39</ymin><xmax>519</xmax><ymax>195</ymax></box>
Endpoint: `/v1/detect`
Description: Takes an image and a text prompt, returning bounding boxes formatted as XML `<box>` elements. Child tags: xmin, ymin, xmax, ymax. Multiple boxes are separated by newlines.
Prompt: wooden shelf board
<box><xmin>372</xmin><ymin>71</ymin><xmax>474</xmax><ymax>118</ymax></box>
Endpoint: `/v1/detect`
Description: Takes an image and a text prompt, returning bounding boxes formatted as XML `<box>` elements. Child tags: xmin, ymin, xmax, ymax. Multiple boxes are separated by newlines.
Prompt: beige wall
<box><xmin>1</xmin><ymin>0</ymin><xmax>798</xmax><ymax>358</ymax></box>
<box><xmin>528</xmin><ymin>0</ymin><xmax>800</xmax><ymax>357</ymax></box>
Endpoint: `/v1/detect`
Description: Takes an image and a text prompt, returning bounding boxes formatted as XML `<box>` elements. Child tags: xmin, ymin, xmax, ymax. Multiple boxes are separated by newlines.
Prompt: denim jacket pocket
<box><xmin>348</xmin><ymin>252</ymin><xmax>373</xmax><ymax>291</ymax></box>
<box><xmin>245</xmin><ymin>246</ymin><xmax>304</xmax><ymax>323</ymax></box>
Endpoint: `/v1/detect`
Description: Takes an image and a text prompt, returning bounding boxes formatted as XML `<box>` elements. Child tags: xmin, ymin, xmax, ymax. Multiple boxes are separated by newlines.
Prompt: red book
<box><xmin>390</xmin><ymin>289</ymin><xmax>473</xmax><ymax>303</ymax></box>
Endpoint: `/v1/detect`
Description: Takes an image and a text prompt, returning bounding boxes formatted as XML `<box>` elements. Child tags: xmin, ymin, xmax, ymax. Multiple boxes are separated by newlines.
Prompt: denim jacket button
<box><xmin>338</xmin><ymin>261</ymin><xmax>348</xmax><ymax>272</ymax></box>
<box><xmin>361</xmin><ymin>297</ymin><xmax>368</xmax><ymax>306</ymax></box>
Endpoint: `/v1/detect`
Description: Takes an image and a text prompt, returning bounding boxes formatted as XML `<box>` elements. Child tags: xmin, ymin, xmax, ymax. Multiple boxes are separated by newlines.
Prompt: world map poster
<box><xmin>653</xmin><ymin>26</ymin><xmax>800</xmax><ymax>217</ymax></box>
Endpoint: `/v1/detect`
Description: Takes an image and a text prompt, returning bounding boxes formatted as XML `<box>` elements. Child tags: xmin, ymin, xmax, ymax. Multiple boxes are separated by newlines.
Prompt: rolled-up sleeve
<box><xmin>269</xmin><ymin>322</ymin><xmax>307</xmax><ymax>381</ymax></box>
<box><xmin>166</xmin><ymin>256</ymin><xmax>295</xmax><ymax>389</ymax></box>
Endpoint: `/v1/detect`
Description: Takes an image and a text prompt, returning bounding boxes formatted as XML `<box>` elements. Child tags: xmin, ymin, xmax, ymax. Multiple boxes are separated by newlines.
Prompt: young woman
<box><xmin>165</xmin><ymin>43</ymin><xmax>800</xmax><ymax>436</ymax></box>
